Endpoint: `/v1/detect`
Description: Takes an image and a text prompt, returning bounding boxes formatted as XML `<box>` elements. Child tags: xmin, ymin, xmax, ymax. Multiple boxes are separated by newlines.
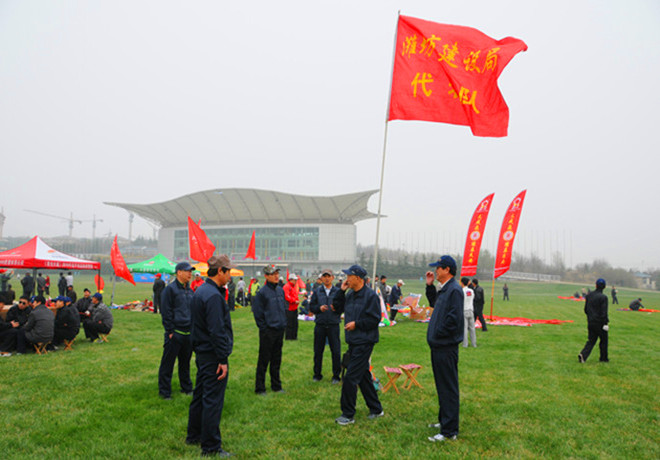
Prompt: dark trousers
<box><xmin>16</xmin><ymin>329</ymin><xmax>52</xmax><ymax>354</ymax></box>
<box><xmin>474</xmin><ymin>305</ymin><xmax>488</xmax><ymax>331</ymax></box>
<box><xmin>255</xmin><ymin>327</ymin><xmax>284</xmax><ymax>392</ymax></box>
<box><xmin>580</xmin><ymin>322</ymin><xmax>608</xmax><ymax>362</ymax></box>
<box><xmin>285</xmin><ymin>310</ymin><xmax>298</xmax><ymax>340</ymax></box>
<box><xmin>313</xmin><ymin>323</ymin><xmax>341</xmax><ymax>380</ymax></box>
<box><xmin>0</xmin><ymin>328</ymin><xmax>18</xmax><ymax>352</ymax></box>
<box><xmin>430</xmin><ymin>345</ymin><xmax>460</xmax><ymax>437</ymax></box>
<box><xmin>389</xmin><ymin>307</ymin><xmax>398</xmax><ymax>322</ymax></box>
<box><xmin>153</xmin><ymin>294</ymin><xmax>161</xmax><ymax>314</ymax></box>
<box><xmin>83</xmin><ymin>320</ymin><xmax>111</xmax><ymax>341</ymax></box>
<box><xmin>340</xmin><ymin>343</ymin><xmax>382</xmax><ymax>418</ymax></box>
<box><xmin>187</xmin><ymin>359</ymin><xmax>228</xmax><ymax>454</ymax></box>
<box><xmin>54</xmin><ymin>327</ymin><xmax>79</xmax><ymax>344</ymax></box>
<box><xmin>158</xmin><ymin>332</ymin><xmax>193</xmax><ymax>397</ymax></box>
<box><xmin>612</xmin><ymin>296</ymin><xmax>618</xmax><ymax>305</ymax></box>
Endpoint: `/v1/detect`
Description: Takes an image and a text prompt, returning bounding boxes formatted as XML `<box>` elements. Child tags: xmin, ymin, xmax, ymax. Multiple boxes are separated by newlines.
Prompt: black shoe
<box><xmin>159</xmin><ymin>394</ymin><xmax>172</xmax><ymax>400</ymax></box>
<box><xmin>600</xmin><ymin>359</ymin><xmax>609</xmax><ymax>363</ymax></box>
<box><xmin>255</xmin><ymin>390</ymin><xmax>266</xmax><ymax>396</ymax></box>
<box><xmin>185</xmin><ymin>438</ymin><xmax>200</xmax><ymax>445</ymax></box>
<box><xmin>181</xmin><ymin>390</ymin><xmax>193</xmax><ymax>395</ymax></box>
<box><xmin>274</xmin><ymin>389</ymin><xmax>286</xmax><ymax>394</ymax></box>
<box><xmin>331</xmin><ymin>378</ymin><xmax>341</xmax><ymax>385</ymax></box>
<box><xmin>202</xmin><ymin>449</ymin><xmax>234</xmax><ymax>457</ymax></box>
<box><xmin>313</xmin><ymin>377</ymin><xmax>322</xmax><ymax>382</ymax></box>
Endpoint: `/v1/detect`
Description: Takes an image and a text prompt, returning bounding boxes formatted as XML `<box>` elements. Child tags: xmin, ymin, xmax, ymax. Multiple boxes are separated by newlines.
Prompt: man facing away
<box><xmin>152</xmin><ymin>273</ymin><xmax>166</xmax><ymax>314</ymax></box>
<box><xmin>425</xmin><ymin>255</ymin><xmax>464</xmax><ymax>442</ymax></box>
<box><xmin>332</xmin><ymin>264</ymin><xmax>384</xmax><ymax>426</ymax></box>
<box><xmin>158</xmin><ymin>262</ymin><xmax>194</xmax><ymax>399</ymax></box>
<box><xmin>578</xmin><ymin>278</ymin><xmax>609</xmax><ymax>363</ymax></box>
<box><xmin>309</xmin><ymin>268</ymin><xmax>342</xmax><ymax>384</ymax></box>
<box><xmin>186</xmin><ymin>255</ymin><xmax>235</xmax><ymax>458</ymax></box>
<box><xmin>471</xmin><ymin>278</ymin><xmax>488</xmax><ymax>332</ymax></box>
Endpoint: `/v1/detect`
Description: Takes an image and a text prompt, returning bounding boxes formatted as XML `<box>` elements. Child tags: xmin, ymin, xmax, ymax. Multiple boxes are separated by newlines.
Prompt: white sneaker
<box><xmin>428</xmin><ymin>422</ymin><xmax>441</xmax><ymax>428</ymax></box>
<box><xmin>0</xmin><ymin>352</ymin><xmax>11</xmax><ymax>357</ymax></box>
<box><xmin>428</xmin><ymin>433</ymin><xmax>457</xmax><ymax>442</ymax></box>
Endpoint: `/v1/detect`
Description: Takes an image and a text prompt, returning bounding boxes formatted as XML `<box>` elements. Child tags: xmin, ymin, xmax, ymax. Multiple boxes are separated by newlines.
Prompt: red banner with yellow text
<box><xmin>389</xmin><ymin>15</ymin><xmax>527</xmax><ymax>137</ymax></box>
<box><xmin>494</xmin><ymin>190</ymin><xmax>527</xmax><ymax>278</ymax></box>
<box><xmin>111</xmin><ymin>235</ymin><xmax>135</xmax><ymax>286</ymax></box>
<box><xmin>460</xmin><ymin>193</ymin><xmax>495</xmax><ymax>277</ymax></box>
<box><xmin>188</xmin><ymin>217</ymin><xmax>216</xmax><ymax>263</ymax></box>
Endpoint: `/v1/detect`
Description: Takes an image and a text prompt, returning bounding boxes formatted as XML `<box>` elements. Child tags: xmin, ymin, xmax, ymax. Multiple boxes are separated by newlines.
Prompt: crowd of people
<box><xmin>0</xmin><ymin>271</ymin><xmax>114</xmax><ymax>357</ymax></box>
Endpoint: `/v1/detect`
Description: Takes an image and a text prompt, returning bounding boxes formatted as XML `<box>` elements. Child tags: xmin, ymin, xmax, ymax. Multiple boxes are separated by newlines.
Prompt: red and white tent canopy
<box><xmin>0</xmin><ymin>236</ymin><xmax>101</xmax><ymax>270</ymax></box>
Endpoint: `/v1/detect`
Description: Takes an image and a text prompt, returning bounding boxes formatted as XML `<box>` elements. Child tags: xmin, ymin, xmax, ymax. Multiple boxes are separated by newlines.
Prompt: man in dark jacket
<box><xmin>388</xmin><ymin>279</ymin><xmax>404</xmax><ymax>322</ymax></box>
<box><xmin>53</xmin><ymin>296</ymin><xmax>80</xmax><ymax>345</ymax></box>
<box><xmin>36</xmin><ymin>273</ymin><xmax>47</xmax><ymax>297</ymax></box>
<box><xmin>471</xmin><ymin>278</ymin><xmax>488</xmax><ymax>331</ymax></box>
<box><xmin>6</xmin><ymin>295</ymin><xmax>32</xmax><ymax>327</ymax></box>
<box><xmin>332</xmin><ymin>264</ymin><xmax>383</xmax><ymax>426</ymax></box>
<box><xmin>82</xmin><ymin>293</ymin><xmax>113</xmax><ymax>342</ymax></box>
<box><xmin>58</xmin><ymin>273</ymin><xmax>68</xmax><ymax>296</ymax></box>
<box><xmin>425</xmin><ymin>255</ymin><xmax>464</xmax><ymax>442</ymax></box>
<box><xmin>186</xmin><ymin>255</ymin><xmax>235</xmax><ymax>457</ymax></box>
<box><xmin>0</xmin><ymin>295</ymin><xmax>20</xmax><ymax>356</ymax></box>
<box><xmin>21</xmin><ymin>272</ymin><xmax>35</xmax><ymax>298</ymax></box>
<box><xmin>75</xmin><ymin>289</ymin><xmax>93</xmax><ymax>319</ymax></box>
<box><xmin>578</xmin><ymin>278</ymin><xmax>609</xmax><ymax>363</ymax></box>
<box><xmin>152</xmin><ymin>274</ymin><xmax>166</xmax><ymax>314</ymax></box>
<box><xmin>17</xmin><ymin>295</ymin><xmax>54</xmax><ymax>353</ymax></box>
<box><xmin>158</xmin><ymin>262</ymin><xmax>194</xmax><ymax>399</ymax></box>
<box><xmin>251</xmin><ymin>265</ymin><xmax>287</xmax><ymax>394</ymax></box>
<box><xmin>309</xmin><ymin>268</ymin><xmax>342</xmax><ymax>383</ymax></box>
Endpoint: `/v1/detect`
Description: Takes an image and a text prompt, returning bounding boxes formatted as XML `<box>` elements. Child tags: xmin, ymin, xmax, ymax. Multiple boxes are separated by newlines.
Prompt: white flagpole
<box><xmin>371</xmin><ymin>11</ymin><xmax>401</xmax><ymax>289</ymax></box>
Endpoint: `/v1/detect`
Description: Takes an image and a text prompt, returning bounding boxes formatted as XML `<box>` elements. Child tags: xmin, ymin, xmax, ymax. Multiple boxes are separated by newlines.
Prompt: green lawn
<box><xmin>0</xmin><ymin>277</ymin><xmax>658</xmax><ymax>459</ymax></box>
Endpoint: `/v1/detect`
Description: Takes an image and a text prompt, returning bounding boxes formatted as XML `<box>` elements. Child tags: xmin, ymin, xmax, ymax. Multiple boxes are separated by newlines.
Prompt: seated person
<box><xmin>66</xmin><ymin>285</ymin><xmax>78</xmax><ymax>304</ymax></box>
<box><xmin>0</xmin><ymin>295</ymin><xmax>20</xmax><ymax>356</ymax></box>
<box><xmin>629</xmin><ymin>298</ymin><xmax>643</xmax><ymax>311</ymax></box>
<box><xmin>299</xmin><ymin>293</ymin><xmax>310</xmax><ymax>315</ymax></box>
<box><xmin>6</xmin><ymin>295</ymin><xmax>32</xmax><ymax>327</ymax></box>
<box><xmin>5</xmin><ymin>283</ymin><xmax>16</xmax><ymax>304</ymax></box>
<box><xmin>83</xmin><ymin>293</ymin><xmax>113</xmax><ymax>342</ymax></box>
<box><xmin>75</xmin><ymin>288</ymin><xmax>93</xmax><ymax>318</ymax></box>
<box><xmin>53</xmin><ymin>296</ymin><xmax>81</xmax><ymax>345</ymax></box>
<box><xmin>16</xmin><ymin>295</ymin><xmax>54</xmax><ymax>353</ymax></box>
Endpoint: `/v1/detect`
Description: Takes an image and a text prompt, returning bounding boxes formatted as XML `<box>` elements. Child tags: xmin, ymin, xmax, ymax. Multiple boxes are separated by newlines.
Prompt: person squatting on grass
<box><xmin>186</xmin><ymin>255</ymin><xmax>235</xmax><ymax>458</ymax></box>
<box><xmin>82</xmin><ymin>293</ymin><xmax>113</xmax><ymax>342</ymax></box>
<box><xmin>578</xmin><ymin>278</ymin><xmax>609</xmax><ymax>363</ymax></box>
<box><xmin>251</xmin><ymin>264</ymin><xmax>287</xmax><ymax>395</ymax></box>
<box><xmin>332</xmin><ymin>264</ymin><xmax>384</xmax><ymax>425</ymax></box>
<box><xmin>425</xmin><ymin>255</ymin><xmax>464</xmax><ymax>442</ymax></box>
<box><xmin>158</xmin><ymin>262</ymin><xmax>194</xmax><ymax>399</ymax></box>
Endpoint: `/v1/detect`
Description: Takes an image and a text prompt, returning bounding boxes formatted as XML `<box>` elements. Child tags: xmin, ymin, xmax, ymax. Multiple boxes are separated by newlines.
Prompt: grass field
<box><xmin>1</xmin><ymin>275</ymin><xmax>658</xmax><ymax>459</ymax></box>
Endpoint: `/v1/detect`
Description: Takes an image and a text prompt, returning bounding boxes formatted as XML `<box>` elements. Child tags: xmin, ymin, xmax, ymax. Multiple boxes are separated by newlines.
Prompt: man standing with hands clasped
<box><xmin>578</xmin><ymin>278</ymin><xmax>609</xmax><ymax>363</ymax></box>
<box><xmin>332</xmin><ymin>264</ymin><xmax>384</xmax><ymax>426</ymax></box>
<box><xmin>309</xmin><ymin>268</ymin><xmax>342</xmax><ymax>384</ymax></box>
<box><xmin>425</xmin><ymin>255</ymin><xmax>464</xmax><ymax>442</ymax></box>
<box><xmin>186</xmin><ymin>255</ymin><xmax>235</xmax><ymax>458</ymax></box>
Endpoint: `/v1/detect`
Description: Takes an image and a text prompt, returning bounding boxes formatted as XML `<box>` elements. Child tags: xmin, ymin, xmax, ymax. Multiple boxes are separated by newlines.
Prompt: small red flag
<box><xmin>111</xmin><ymin>235</ymin><xmax>135</xmax><ymax>285</ymax></box>
<box><xmin>389</xmin><ymin>15</ymin><xmax>527</xmax><ymax>137</ymax></box>
<box><xmin>94</xmin><ymin>274</ymin><xmax>105</xmax><ymax>291</ymax></box>
<box><xmin>494</xmin><ymin>190</ymin><xmax>527</xmax><ymax>278</ymax></box>
<box><xmin>188</xmin><ymin>216</ymin><xmax>216</xmax><ymax>263</ymax></box>
<box><xmin>244</xmin><ymin>231</ymin><xmax>256</xmax><ymax>260</ymax></box>
<box><xmin>460</xmin><ymin>193</ymin><xmax>495</xmax><ymax>277</ymax></box>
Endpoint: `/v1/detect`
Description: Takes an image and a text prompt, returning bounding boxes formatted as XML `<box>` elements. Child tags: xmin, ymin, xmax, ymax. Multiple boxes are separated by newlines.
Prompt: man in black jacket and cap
<box><xmin>425</xmin><ymin>255</ymin><xmax>464</xmax><ymax>442</ymax></box>
<box><xmin>578</xmin><ymin>278</ymin><xmax>609</xmax><ymax>363</ymax></box>
<box><xmin>309</xmin><ymin>268</ymin><xmax>342</xmax><ymax>384</ymax></box>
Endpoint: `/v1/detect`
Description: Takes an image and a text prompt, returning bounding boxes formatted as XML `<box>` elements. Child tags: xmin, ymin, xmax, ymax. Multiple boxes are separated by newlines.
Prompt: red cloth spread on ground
<box><xmin>476</xmin><ymin>315</ymin><xmax>572</xmax><ymax>328</ymax></box>
<box><xmin>617</xmin><ymin>308</ymin><xmax>660</xmax><ymax>313</ymax></box>
<box><xmin>557</xmin><ymin>296</ymin><xmax>585</xmax><ymax>301</ymax></box>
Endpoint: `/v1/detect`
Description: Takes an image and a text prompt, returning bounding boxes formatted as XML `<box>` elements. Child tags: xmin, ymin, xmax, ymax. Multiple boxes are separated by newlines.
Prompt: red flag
<box><xmin>244</xmin><ymin>230</ymin><xmax>256</xmax><ymax>260</ymax></box>
<box><xmin>389</xmin><ymin>15</ymin><xmax>527</xmax><ymax>137</ymax></box>
<box><xmin>188</xmin><ymin>216</ymin><xmax>216</xmax><ymax>263</ymax></box>
<box><xmin>460</xmin><ymin>193</ymin><xmax>495</xmax><ymax>277</ymax></box>
<box><xmin>494</xmin><ymin>190</ymin><xmax>527</xmax><ymax>278</ymax></box>
<box><xmin>111</xmin><ymin>235</ymin><xmax>135</xmax><ymax>285</ymax></box>
<box><xmin>94</xmin><ymin>274</ymin><xmax>105</xmax><ymax>291</ymax></box>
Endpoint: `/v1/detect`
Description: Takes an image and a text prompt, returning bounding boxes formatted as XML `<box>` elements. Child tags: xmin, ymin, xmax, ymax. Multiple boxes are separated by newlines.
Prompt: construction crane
<box><xmin>24</xmin><ymin>210</ymin><xmax>103</xmax><ymax>238</ymax></box>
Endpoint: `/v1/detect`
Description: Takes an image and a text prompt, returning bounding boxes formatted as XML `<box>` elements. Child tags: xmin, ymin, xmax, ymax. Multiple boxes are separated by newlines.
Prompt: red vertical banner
<box><xmin>188</xmin><ymin>216</ymin><xmax>216</xmax><ymax>263</ymax></box>
<box><xmin>460</xmin><ymin>193</ymin><xmax>495</xmax><ymax>277</ymax></box>
<box><xmin>245</xmin><ymin>230</ymin><xmax>256</xmax><ymax>260</ymax></box>
<box><xmin>494</xmin><ymin>190</ymin><xmax>527</xmax><ymax>278</ymax></box>
<box><xmin>111</xmin><ymin>235</ymin><xmax>135</xmax><ymax>285</ymax></box>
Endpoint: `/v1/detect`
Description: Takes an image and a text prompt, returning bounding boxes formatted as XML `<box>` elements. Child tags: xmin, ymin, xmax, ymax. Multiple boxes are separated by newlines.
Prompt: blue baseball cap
<box><xmin>429</xmin><ymin>255</ymin><xmax>457</xmax><ymax>272</ymax></box>
<box><xmin>54</xmin><ymin>296</ymin><xmax>66</xmax><ymax>302</ymax></box>
<box><xmin>93</xmin><ymin>293</ymin><xmax>103</xmax><ymax>301</ymax></box>
<box><xmin>596</xmin><ymin>278</ymin><xmax>606</xmax><ymax>288</ymax></box>
<box><xmin>342</xmin><ymin>264</ymin><xmax>367</xmax><ymax>278</ymax></box>
<box><xmin>63</xmin><ymin>296</ymin><xmax>72</xmax><ymax>303</ymax></box>
<box><xmin>175</xmin><ymin>261</ymin><xmax>194</xmax><ymax>272</ymax></box>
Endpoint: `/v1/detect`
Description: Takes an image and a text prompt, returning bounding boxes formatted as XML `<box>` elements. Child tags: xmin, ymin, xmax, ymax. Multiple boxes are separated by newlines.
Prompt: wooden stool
<box><xmin>399</xmin><ymin>363</ymin><xmax>423</xmax><ymax>390</ymax></box>
<box><xmin>382</xmin><ymin>366</ymin><xmax>403</xmax><ymax>394</ymax></box>
<box><xmin>63</xmin><ymin>338</ymin><xmax>75</xmax><ymax>351</ymax></box>
<box><xmin>98</xmin><ymin>333</ymin><xmax>109</xmax><ymax>343</ymax></box>
<box><xmin>33</xmin><ymin>342</ymin><xmax>48</xmax><ymax>355</ymax></box>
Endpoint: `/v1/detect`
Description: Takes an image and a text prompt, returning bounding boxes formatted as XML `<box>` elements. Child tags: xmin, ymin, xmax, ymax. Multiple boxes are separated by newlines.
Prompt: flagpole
<box><xmin>489</xmin><ymin>275</ymin><xmax>495</xmax><ymax>320</ymax></box>
<box><xmin>111</xmin><ymin>273</ymin><xmax>116</xmax><ymax>306</ymax></box>
<box><xmin>371</xmin><ymin>10</ymin><xmax>400</xmax><ymax>289</ymax></box>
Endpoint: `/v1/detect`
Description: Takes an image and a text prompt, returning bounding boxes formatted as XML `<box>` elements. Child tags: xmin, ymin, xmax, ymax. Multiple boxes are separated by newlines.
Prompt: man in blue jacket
<box><xmin>186</xmin><ymin>255</ymin><xmax>235</xmax><ymax>458</ymax></box>
<box><xmin>309</xmin><ymin>268</ymin><xmax>342</xmax><ymax>383</ymax></box>
<box><xmin>425</xmin><ymin>255</ymin><xmax>464</xmax><ymax>442</ymax></box>
<box><xmin>252</xmin><ymin>265</ymin><xmax>287</xmax><ymax>395</ymax></box>
<box><xmin>332</xmin><ymin>264</ymin><xmax>383</xmax><ymax>425</ymax></box>
<box><xmin>158</xmin><ymin>261</ymin><xmax>194</xmax><ymax>399</ymax></box>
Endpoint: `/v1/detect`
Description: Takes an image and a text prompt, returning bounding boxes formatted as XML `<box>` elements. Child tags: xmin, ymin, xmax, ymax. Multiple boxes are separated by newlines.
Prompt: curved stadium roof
<box><xmin>105</xmin><ymin>188</ymin><xmax>379</xmax><ymax>227</ymax></box>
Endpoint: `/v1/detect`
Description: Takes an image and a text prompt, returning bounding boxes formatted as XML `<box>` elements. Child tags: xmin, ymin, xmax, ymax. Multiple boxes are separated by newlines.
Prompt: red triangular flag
<box><xmin>245</xmin><ymin>230</ymin><xmax>256</xmax><ymax>260</ymax></box>
<box><xmin>188</xmin><ymin>216</ymin><xmax>216</xmax><ymax>263</ymax></box>
<box><xmin>111</xmin><ymin>235</ymin><xmax>135</xmax><ymax>285</ymax></box>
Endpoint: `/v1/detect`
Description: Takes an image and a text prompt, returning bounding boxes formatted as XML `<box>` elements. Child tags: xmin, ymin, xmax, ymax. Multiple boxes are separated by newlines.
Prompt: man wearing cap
<box><xmin>388</xmin><ymin>279</ymin><xmax>405</xmax><ymax>323</ymax></box>
<box><xmin>186</xmin><ymin>255</ymin><xmax>235</xmax><ymax>457</ymax></box>
<box><xmin>283</xmin><ymin>274</ymin><xmax>300</xmax><ymax>340</ymax></box>
<box><xmin>75</xmin><ymin>288</ymin><xmax>93</xmax><ymax>320</ymax></box>
<box><xmin>53</xmin><ymin>296</ymin><xmax>80</xmax><ymax>346</ymax></box>
<box><xmin>578</xmin><ymin>278</ymin><xmax>609</xmax><ymax>363</ymax></box>
<box><xmin>309</xmin><ymin>268</ymin><xmax>342</xmax><ymax>384</ymax></box>
<box><xmin>251</xmin><ymin>265</ymin><xmax>287</xmax><ymax>394</ymax></box>
<box><xmin>158</xmin><ymin>262</ymin><xmax>194</xmax><ymax>399</ymax></box>
<box><xmin>191</xmin><ymin>272</ymin><xmax>205</xmax><ymax>292</ymax></box>
<box><xmin>425</xmin><ymin>255</ymin><xmax>464</xmax><ymax>442</ymax></box>
<box><xmin>153</xmin><ymin>273</ymin><xmax>166</xmax><ymax>314</ymax></box>
<box><xmin>16</xmin><ymin>295</ymin><xmax>54</xmax><ymax>353</ymax></box>
<box><xmin>83</xmin><ymin>293</ymin><xmax>113</xmax><ymax>342</ymax></box>
<box><xmin>332</xmin><ymin>264</ymin><xmax>384</xmax><ymax>425</ymax></box>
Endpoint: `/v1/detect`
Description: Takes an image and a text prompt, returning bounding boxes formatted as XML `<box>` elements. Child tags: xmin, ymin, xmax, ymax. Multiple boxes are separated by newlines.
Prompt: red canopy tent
<box><xmin>0</xmin><ymin>236</ymin><xmax>101</xmax><ymax>270</ymax></box>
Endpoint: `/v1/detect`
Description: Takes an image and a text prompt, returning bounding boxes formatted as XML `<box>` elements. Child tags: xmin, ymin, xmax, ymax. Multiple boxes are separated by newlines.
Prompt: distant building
<box><xmin>106</xmin><ymin>188</ymin><xmax>378</xmax><ymax>275</ymax></box>
<box><xmin>634</xmin><ymin>272</ymin><xmax>656</xmax><ymax>290</ymax></box>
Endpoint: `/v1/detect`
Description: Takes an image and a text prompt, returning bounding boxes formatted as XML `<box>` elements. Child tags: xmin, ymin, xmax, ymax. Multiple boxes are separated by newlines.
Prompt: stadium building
<box><xmin>106</xmin><ymin>188</ymin><xmax>378</xmax><ymax>275</ymax></box>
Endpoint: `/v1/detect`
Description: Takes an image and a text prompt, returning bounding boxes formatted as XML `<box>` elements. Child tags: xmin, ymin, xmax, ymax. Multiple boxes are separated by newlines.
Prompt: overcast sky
<box><xmin>1</xmin><ymin>1</ymin><xmax>658</xmax><ymax>270</ymax></box>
